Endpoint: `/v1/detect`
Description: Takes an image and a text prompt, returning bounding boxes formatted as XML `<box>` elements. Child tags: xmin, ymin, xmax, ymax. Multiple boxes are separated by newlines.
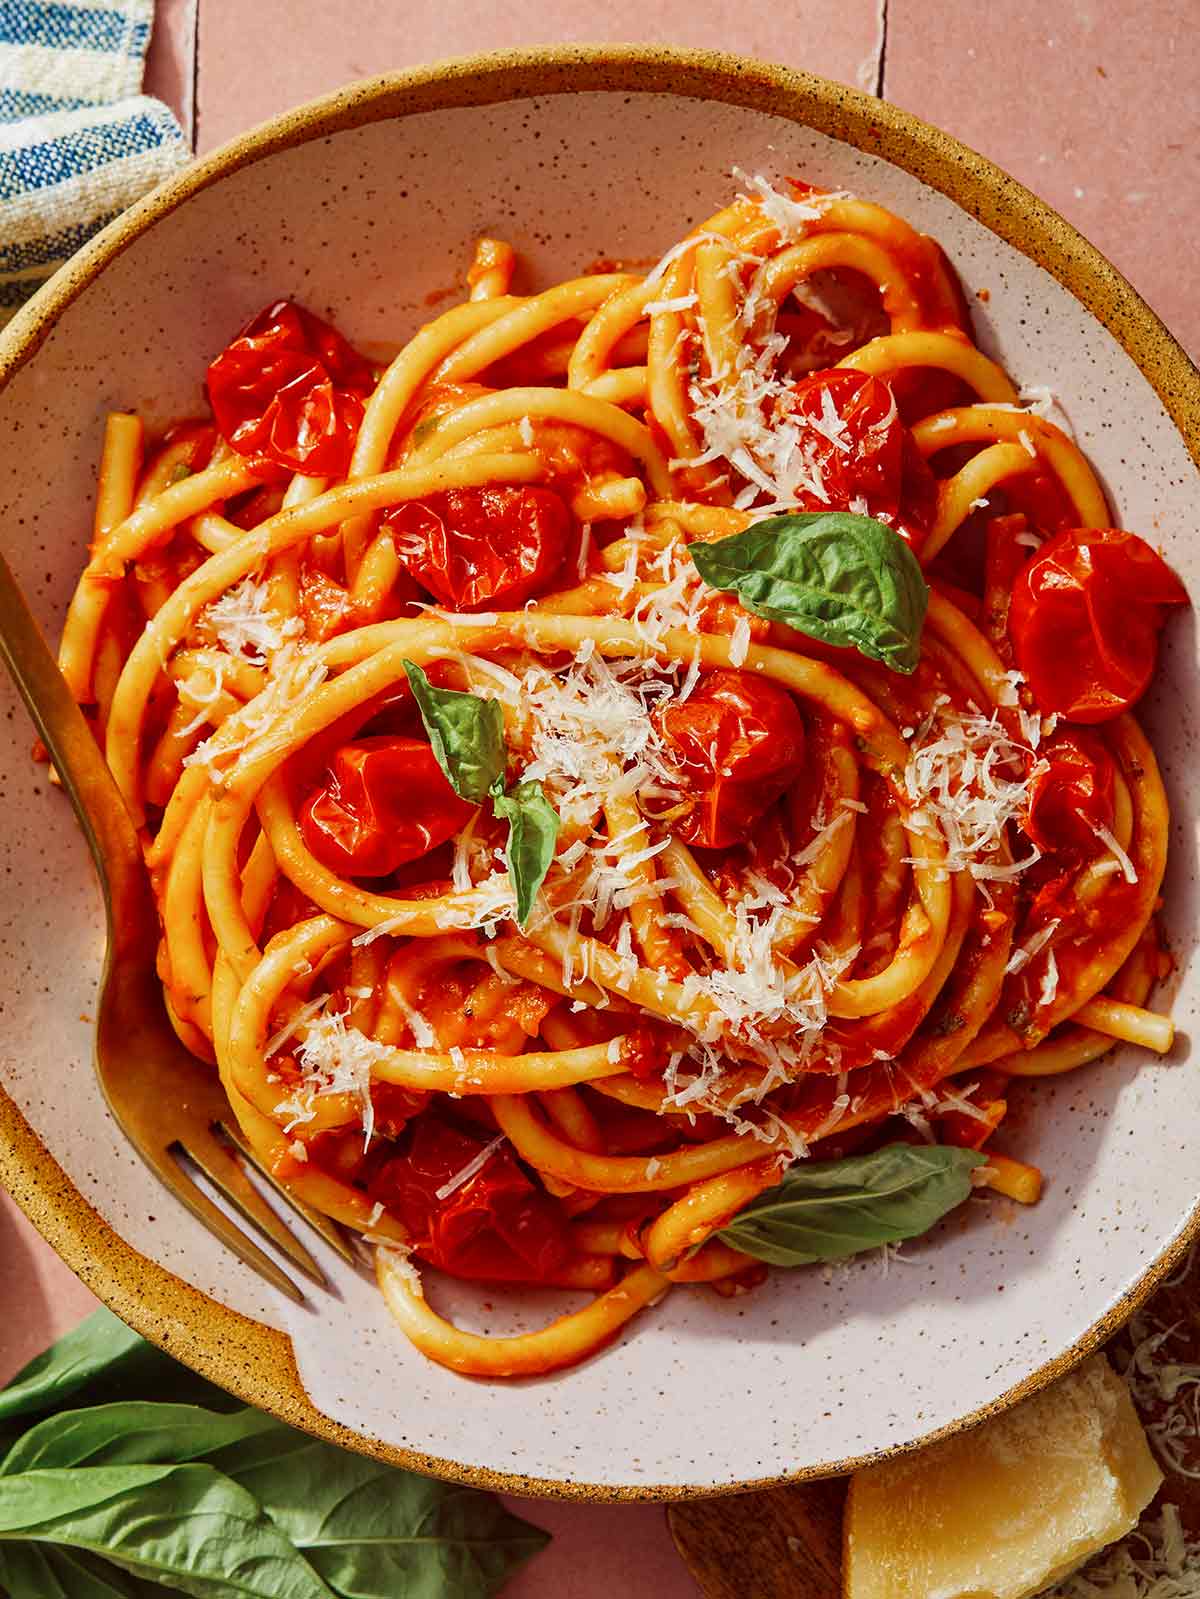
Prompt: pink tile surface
<box><xmin>143</xmin><ymin>0</ymin><xmax>197</xmax><ymax>144</ymax></box>
<box><xmin>193</xmin><ymin>0</ymin><xmax>884</xmax><ymax>152</ymax></box>
<box><xmin>6</xmin><ymin>5</ymin><xmax>1198</xmax><ymax>1596</ymax></box>
<box><xmin>887</xmin><ymin>0</ymin><xmax>1200</xmax><ymax>361</ymax></box>
<box><xmin>1</xmin><ymin>1192</ymin><xmax>100</xmax><ymax>1385</ymax></box>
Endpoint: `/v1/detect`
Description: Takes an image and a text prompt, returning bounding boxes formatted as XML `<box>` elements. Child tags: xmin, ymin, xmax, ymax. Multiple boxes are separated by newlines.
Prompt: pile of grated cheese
<box><xmin>1040</xmin><ymin>1247</ymin><xmax>1200</xmax><ymax>1596</ymax></box>
<box><xmin>1039</xmin><ymin>1505</ymin><xmax>1200</xmax><ymax>1597</ymax></box>
<box><xmin>902</xmin><ymin>695</ymin><xmax>1045</xmax><ymax>890</ymax></box>
<box><xmin>183</xmin><ymin>576</ymin><xmax>324</xmax><ymax>780</ymax></box>
<box><xmin>660</xmin><ymin>172</ymin><xmax>880</xmax><ymax>516</ymax></box>
<box><xmin>201</xmin><ymin>575</ymin><xmax>300</xmax><ymax>664</ymax></box>
<box><xmin>273</xmin><ymin>1006</ymin><xmax>394</xmax><ymax>1147</ymax></box>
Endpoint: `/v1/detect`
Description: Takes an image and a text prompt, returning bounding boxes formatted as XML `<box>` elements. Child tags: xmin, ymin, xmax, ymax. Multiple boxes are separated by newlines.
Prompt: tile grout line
<box><xmin>190</xmin><ymin>0</ymin><xmax>201</xmax><ymax>152</ymax></box>
<box><xmin>873</xmin><ymin>0</ymin><xmax>890</xmax><ymax>98</ymax></box>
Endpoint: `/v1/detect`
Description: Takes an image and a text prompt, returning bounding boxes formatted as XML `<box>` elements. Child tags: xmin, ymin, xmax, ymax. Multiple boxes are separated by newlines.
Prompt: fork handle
<box><xmin>0</xmin><ymin>549</ymin><xmax>156</xmax><ymax>951</ymax></box>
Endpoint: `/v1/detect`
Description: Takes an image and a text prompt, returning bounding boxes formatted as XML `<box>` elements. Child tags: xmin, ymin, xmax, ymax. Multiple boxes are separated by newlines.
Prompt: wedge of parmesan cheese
<box><xmin>843</xmin><ymin>1354</ymin><xmax>1163</xmax><ymax>1599</ymax></box>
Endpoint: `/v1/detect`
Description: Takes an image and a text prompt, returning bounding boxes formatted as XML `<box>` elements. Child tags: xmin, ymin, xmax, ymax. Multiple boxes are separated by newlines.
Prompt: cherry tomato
<box><xmin>784</xmin><ymin>368</ymin><xmax>938</xmax><ymax>546</ymax></box>
<box><xmin>206</xmin><ymin>299</ymin><xmax>375</xmax><ymax>477</ymax></box>
<box><xmin>655</xmin><ymin>669</ymin><xmax>806</xmax><ymax>849</ymax></box>
<box><xmin>1010</xmin><ymin>527</ymin><xmax>1187</xmax><ymax>722</ymax></box>
<box><xmin>385</xmin><ymin>486</ymin><xmax>571</xmax><ymax>611</ymax></box>
<box><xmin>298</xmin><ymin>737</ymin><xmax>474</xmax><ymax>878</ymax></box>
<box><xmin>297</xmin><ymin>562</ymin><xmax>423</xmax><ymax>642</ymax></box>
<box><xmin>366</xmin><ymin>1116</ymin><xmax>571</xmax><ymax>1282</ymax></box>
<box><xmin>1023</xmin><ymin>729</ymin><xmax>1116</xmax><ymax>855</ymax></box>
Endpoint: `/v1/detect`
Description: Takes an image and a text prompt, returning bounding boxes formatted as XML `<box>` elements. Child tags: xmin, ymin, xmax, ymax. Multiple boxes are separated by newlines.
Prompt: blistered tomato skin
<box><xmin>785</xmin><ymin>368</ymin><xmax>938</xmax><ymax>548</ymax></box>
<box><xmin>206</xmin><ymin>299</ymin><xmax>375</xmax><ymax>477</ymax></box>
<box><xmin>655</xmin><ymin>669</ymin><xmax>806</xmax><ymax>849</ymax></box>
<box><xmin>1023</xmin><ymin>729</ymin><xmax>1116</xmax><ymax>856</ymax></box>
<box><xmin>1010</xmin><ymin>527</ymin><xmax>1187</xmax><ymax>723</ymax></box>
<box><xmin>298</xmin><ymin>736</ymin><xmax>474</xmax><ymax>878</ymax></box>
<box><xmin>367</xmin><ymin>1117</ymin><xmax>571</xmax><ymax>1282</ymax></box>
<box><xmin>386</xmin><ymin>486</ymin><xmax>571</xmax><ymax>611</ymax></box>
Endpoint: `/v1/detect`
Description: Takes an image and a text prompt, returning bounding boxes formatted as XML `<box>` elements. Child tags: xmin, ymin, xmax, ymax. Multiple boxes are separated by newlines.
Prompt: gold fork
<box><xmin>0</xmin><ymin>549</ymin><xmax>353</xmax><ymax>1302</ymax></box>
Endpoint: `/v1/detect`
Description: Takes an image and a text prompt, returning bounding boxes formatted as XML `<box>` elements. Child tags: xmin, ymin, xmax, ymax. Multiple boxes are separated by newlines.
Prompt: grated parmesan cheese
<box><xmin>1038</xmin><ymin>946</ymin><xmax>1061</xmax><ymax>1009</ymax></box>
<box><xmin>202</xmin><ymin>576</ymin><xmax>298</xmax><ymax>665</ymax></box>
<box><xmin>1041</xmin><ymin>1504</ymin><xmax>1200</xmax><ymax>1598</ymax></box>
<box><xmin>643</xmin><ymin>292</ymin><xmax>699</xmax><ymax>316</ymax></box>
<box><xmin>184</xmin><ymin>639</ymin><xmax>328</xmax><ymax>781</ymax></box>
<box><xmin>1093</xmin><ymin>822</ymin><xmax>1139</xmax><ymax>885</ymax></box>
<box><xmin>273</xmin><ymin>1006</ymin><xmax>394</xmax><ymax>1149</ymax></box>
<box><xmin>1007</xmin><ymin>919</ymin><xmax>1062</xmax><ymax>976</ymax></box>
<box><xmin>903</xmin><ymin>698</ymin><xmax>1044</xmax><ymax>890</ymax></box>
<box><xmin>434</xmin><ymin>1133</ymin><xmax>506</xmax><ymax>1201</ymax></box>
<box><xmin>263</xmin><ymin>991</ymin><xmax>332</xmax><ymax>1061</ymax></box>
<box><xmin>728</xmin><ymin>611</ymin><xmax>752</xmax><ymax>667</ymax></box>
<box><xmin>730</xmin><ymin>166</ymin><xmax>847</xmax><ymax>238</ymax></box>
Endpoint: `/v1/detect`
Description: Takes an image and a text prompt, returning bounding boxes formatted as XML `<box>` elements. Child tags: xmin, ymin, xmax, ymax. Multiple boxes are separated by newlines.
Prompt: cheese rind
<box><xmin>843</xmin><ymin>1353</ymin><xmax>1163</xmax><ymax>1599</ymax></box>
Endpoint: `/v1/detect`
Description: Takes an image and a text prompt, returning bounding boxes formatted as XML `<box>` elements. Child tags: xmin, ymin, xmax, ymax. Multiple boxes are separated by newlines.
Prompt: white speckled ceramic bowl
<box><xmin>1</xmin><ymin>47</ymin><xmax>1198</xmax><ymax>1499</ymax></box>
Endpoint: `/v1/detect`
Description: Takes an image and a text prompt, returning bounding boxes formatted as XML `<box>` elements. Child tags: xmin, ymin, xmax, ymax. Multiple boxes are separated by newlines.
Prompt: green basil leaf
<box><xmin>0</xmin><ymin>1542</ymin><xmax>164</xmax><ymax>1598</ymax></box>
<box><xmin>0</xmin><ymin>1464</ymin><xmax>333</xmax><ymax>1598</ymax></box>
<box><xmin>1</xmin><ymin>1403</ymin><xmax>275</xmax><ymax>1476</ymax></box>
<box><xmin>718</xmin><ymin>1143</ymin><xmax>984</xmax><ymax>1266</ymax></box>
<box><xmin>218</xmin><ymin>1427</ymin><xmax>549</xmax><ymax>1599</ymax></box>
<box><xmin>689</xmin><ymin>511</ymin><xmax>929</xmax><ymax>674</ymax></box>
<box><xmin>492</xmin><ymin>779</ymin><xmax>559</xmax><ymax>928</ymax></box>
<box><xmin>403</xmin><ymin>660</ymin><xmax>505</xmax><ymax>802</ymax></box>
<box><xmin>0</xmin><ymin>1313</ymin><xmax>147</xmax><ymax>1427</ymax></box>
<box><xmin>0</xmin><ymin>1310</ymin><xmax>232</xmax><ymax>1435</ymax></box>
<box><xmin>0</xmin><ymin>1322</ymin><xmax>551</xmax><ymax>1599</ymax></box>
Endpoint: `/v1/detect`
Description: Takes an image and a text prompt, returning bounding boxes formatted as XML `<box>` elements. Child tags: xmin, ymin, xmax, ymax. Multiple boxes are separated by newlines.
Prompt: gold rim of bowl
<box><xmin>1</xmin><ymin>43</ymin><xmax>1197</xmax><ymax>1502</ymax></box>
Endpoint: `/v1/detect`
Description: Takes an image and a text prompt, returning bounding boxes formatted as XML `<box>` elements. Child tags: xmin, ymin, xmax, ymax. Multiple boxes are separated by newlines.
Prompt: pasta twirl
<box><xmin>57</xmin><ymin>173</ymin><xmax>1183</xmax><ymax>1379</ymax></box>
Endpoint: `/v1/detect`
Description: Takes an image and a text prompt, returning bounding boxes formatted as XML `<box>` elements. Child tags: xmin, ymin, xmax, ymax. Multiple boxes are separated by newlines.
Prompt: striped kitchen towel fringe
<box><xmin>0</xmin><ymin>0</ymin><xmax>187</xmax><ymax>316</ymax></box>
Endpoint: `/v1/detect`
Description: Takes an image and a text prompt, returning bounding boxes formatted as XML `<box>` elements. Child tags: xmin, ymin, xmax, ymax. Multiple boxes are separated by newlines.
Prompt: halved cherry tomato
<box><xmin>385</xmin><ymin>485</ymin><xmax>571</xmax><ymax>611</ymax></box>
<box><xmin>298</xmin><ymin>736</ymin><xmax>474</xmax><ymax>878</ymax></box>
<box><xmin>366</xmin><ymin>1116</ymin><xmax>570</xmax><ymax>1282</ymax></box>
<box><xmin>1010</xmin><ymin>527</ymin><xmax>1187</xmax><ymax>723</ymax></box>
<box><xmin>1023</xmin><ymin>729</ymin><xmax>1116</xmax><ymax>856</ymax></box>
<box><xmin>784</xmin><ymin>369</ymin><xmax>937</xmax><ymax>546</ymax></box>
<box><xmin>655</xmin><ymin>669</ymin><xmax>806</xmax><ymax>849</ymax></box>
<box><xmin>206</xmin><ymin>299</ymin><xmax>375</xmax><ymax>476</ymax></box>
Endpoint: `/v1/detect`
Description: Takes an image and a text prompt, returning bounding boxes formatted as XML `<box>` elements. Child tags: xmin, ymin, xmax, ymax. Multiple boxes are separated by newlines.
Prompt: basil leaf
<box><xmin>718</xmin><ymin>1143</ymin><xmax>984</xmax><ymax>1266</ymax></box>
<box><xmin>1</xmin><ymin>1402</ymin><xmax>275</xmax><ymax>1475</ymax></box>
<box><xmin>0</xmin><ymin>1320</ymin><xmax>551</xmax><ymax>1599</ymax></box>
<box><xmin>689</xmin><ymin>511</ymin><xmax>929</xmax><ymax>674</ymax></box>
<box><xmin>0</xmin><ymin>1312</ymin><xmax>152</xmax><ymax>1426</ymax></box>
<box><xmin>218</xmin><ymin>1427</ymin><xmax>549</xmax><ymax>1599</ymax></box>
<box><xmin>0</xmin><ymin>1464</ymin><xmax>334</xmax><ymax>1598</ymax></box>
<box><xmin>0</xmin><ymin>1309</ymin><xmax>235</xmax><ymax>1432</ymax></box>
<box><xmin>492</xmin><ymin>779</ymin><xmax>559</xmax><ymax>928</ymax></box>
<box><xmin>0</xmin><ymin>1542</ymin><xmax>163</xmax><ymax>1598</ymax></box>
<box><xmin>403</xmin><ymin>660</ymin><xmax>505</xmax><ymax>802</ymax></box>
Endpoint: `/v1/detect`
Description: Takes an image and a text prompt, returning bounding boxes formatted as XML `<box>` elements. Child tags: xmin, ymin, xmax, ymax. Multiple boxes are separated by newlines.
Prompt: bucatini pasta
<box><xmin>57</xmin><ymin>170</ymin><xmax>1184</xmax><ymax>1378</ymax></box>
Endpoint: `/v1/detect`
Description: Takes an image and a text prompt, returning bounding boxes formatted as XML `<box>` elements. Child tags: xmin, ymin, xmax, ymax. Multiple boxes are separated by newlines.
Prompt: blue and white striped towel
<box><xmin>0</xmin><ymin>0</ymin><xmax>188</xmax><ymax>317</ymax></box>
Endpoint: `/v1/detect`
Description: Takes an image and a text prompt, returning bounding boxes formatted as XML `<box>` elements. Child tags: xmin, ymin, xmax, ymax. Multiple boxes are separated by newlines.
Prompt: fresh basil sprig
<box><xmin>689</xmin><ymin>511</ymin><xmax>929</xmax><ymax>674</ymax></box>
<box><xmin>404</xmin><ymin>660</ymin><xmax>560</xmax><ymax>927</ymax></box>
<box><xmin>0</xmin><ymin>1309</ymin><xmax>549</xmax><ymax>1599</ymax></box>
<box><xmin>402</xmin><ymin>660</ymin><xmax>505</xmax><ymax>802</ymax></box>
<box><xmin>492</xmin><ymin>780</ymin><xmax>561</xmax><ymax>926</ymax></box>
<box><xmin>0</xmin><ymin>1462</ymin><xmax>329</xmax><ymax>1599</ymax></box>
<box><xmin>718</xmin><ymin>1143</ymin><xmax>984</xmax><ymax>1266</ymax></box>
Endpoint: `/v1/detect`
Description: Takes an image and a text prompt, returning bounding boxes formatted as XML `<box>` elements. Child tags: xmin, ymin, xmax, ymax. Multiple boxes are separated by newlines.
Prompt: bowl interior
<box><xmin>1</xmin><ymin>68</ymin><xmax>1197</xmax><ymax>1495</ymax></box>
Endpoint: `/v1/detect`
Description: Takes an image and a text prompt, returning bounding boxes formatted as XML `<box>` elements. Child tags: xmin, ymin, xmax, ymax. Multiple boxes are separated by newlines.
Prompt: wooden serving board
<box><xmin>668</xmin><ymin>1478</ymin><xmax>845</xmax><ymax>1599</ymax></box>
<box><xmin>668</xmin><ymin>1263</ymin><xmax>1200</xmax><ymax>1598</ymax></box>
